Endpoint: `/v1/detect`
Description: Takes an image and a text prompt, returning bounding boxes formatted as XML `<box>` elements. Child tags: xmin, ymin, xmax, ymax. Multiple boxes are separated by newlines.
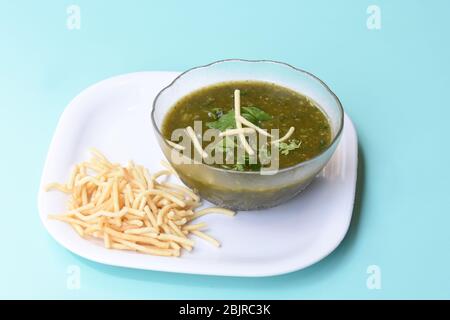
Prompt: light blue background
<box><xmin>1</xmin><ymin>0</ymin><xmax>449</xmax><ymax>299</ymax></box>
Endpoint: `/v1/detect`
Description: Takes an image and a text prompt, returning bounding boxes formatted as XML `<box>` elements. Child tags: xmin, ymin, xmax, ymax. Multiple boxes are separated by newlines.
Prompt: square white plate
<box><xmin>38</xmin><ymin>71</ymin><xmax>358</xmax><ymax>277</ymax></box>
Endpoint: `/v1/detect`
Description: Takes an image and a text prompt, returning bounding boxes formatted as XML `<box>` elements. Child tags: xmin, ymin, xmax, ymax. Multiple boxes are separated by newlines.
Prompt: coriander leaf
<box><xmin>207</xmin><ymin>108</ymin><xmax>223</xmax><ymax>120</ymax></box>
<box><xmin>235</xmin><ymin>153</ymin><xmax>261</xmax><ymax>171</ymax></box>
<box><xmin>215</xmin><ymin>137</ymin><xmax>235</xmax><ymax>154</ymax></box>
<box><xmin>206</xmin><ymin>110</ymin><xmax>236</xmax><ymax>131</ymax></box>
<box><xmin>206</xmin><ymin>106</ymin><xmax>271</xmax><ymax>132</ymax></box>
<box><xmin>279</xmin><ymin>139</ymin><xmax>302</xmax><ymax>155</ymax></box>
<box><xmin>215</xmin><ymin>136</ymin><xmax>236</xmax><ymax>163</ymax></box>
<box><xmin>241</xmin><ymin>112</ymin><xmax>257</xmax><ymax>124</ymax></box>
<box><xmin>242</xmin><ymin>106</ymin><xmax>272</xmax><ymax>123</ymax></box>
<box><xmin>246</xmin><ymin>162</ymin><xmax>262</xmax><ymax>171</ymax></box>
<box><xmin>232</xmin><ymin>163</ymin><xmax>245</xmax><ymax>171</ymax></box>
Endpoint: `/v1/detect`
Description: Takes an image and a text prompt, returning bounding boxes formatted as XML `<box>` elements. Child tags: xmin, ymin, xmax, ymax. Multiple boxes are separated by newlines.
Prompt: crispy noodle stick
<box><xmin>103</xmin><ymin>227</ymin><xmax>169</xmax><ymax>249</ymax></box>
<box><xmin>166</xmin><ymin>140</ymin><xmax>186</xmax><ymax>151</ymax></box>
<box><xmin>142</xmin><ymin>190</ymin><xmax>186</xmax><ymax>208</ymax></box>
<box><xmin>182</xmin><ymin>222</ymin><xmax>208</xmax><ymax>231</ymax></box>
<box><xmin>234</xmin><ymin>90</ymin><xmax>255</xmax><ymax>155</ymax></box>
<box><xmin>158</xmin><ymin>233</ymin><xmax>194</xmax><ymax>247</ymax></box>
<box><xmin>73</xmin><ymin>207</ymin><xmax>128</xmax><ymax>221</ymax></box>
<box><xmin>71</xmin><ymin>223</ymin><xmax>85</xmax><ymax>237</ymax></box>
<box><xmin>191</xmin><ymin>230</ymin><xmax>220</xmax><ymax>247</ymax></box>
<box><xmin>160</xmin><ymin>160</ymin><xmax>177</xmax><ymax>175</ymax></box>
<box><xmin>89</xmin><ymin>148</ymin><xmax>113</xmax><ymax>167</ymax></box>
<box><xmin>48</xmin><ymin>215</ymin><xmax>94</xmax><ymax>228</ymax></box>
<box><xmin>113</xmin><ymin>238</ymin><xmax>176</xmax><ymax>257</ymax></box>
<box><xmin>124</xmin><ymin>227</ymin><xmax>159</xmax><ymax>235</ymax></box>
<box><xmin>104</xmin><ymin>231</ymin><xmax>111</xmax><ymax>249</ymax></box>
<box><xmin>186</xmin><ymin>126</ymin><xmax>208</xmax><ymax>159</ymax></box>
<box><xmin>190</xmin><ymin>207</ymin><xmax>235</xmax><ymax>220</ymax></box>
<box><xmin>153</xmin><ymin>169</ymin><xmax>172</xmax><ymax>178</ymax></box>
<box><xmin>219</xmin><ymin>127</ymin><xmax>256</xmax><ymax>137</ymax></box>
<box><xmin>45</xmin><ymin>183</ymin><xmax>70</xmax><ymax>193</ymax></box>
<box><xmin>161</xmin><ymin>182</ymin><xmax>200</xmax><ymax>202</ymax></box>
<box><xmin>237</xmin><ymin>116</ymin><xmax>273</xmax><ymax>137</ymax></box>
<box><xmin>271</xmin><ymin>126</ymin><xmax>295</xmax><ymax>144</ymax></box>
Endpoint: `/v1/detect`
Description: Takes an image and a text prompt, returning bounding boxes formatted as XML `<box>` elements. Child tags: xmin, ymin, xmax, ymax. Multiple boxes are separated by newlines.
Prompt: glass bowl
<box><xmin>151</xmin><ymin>59</ymin><xmax>344</xmax><ymax>210</ymax></box>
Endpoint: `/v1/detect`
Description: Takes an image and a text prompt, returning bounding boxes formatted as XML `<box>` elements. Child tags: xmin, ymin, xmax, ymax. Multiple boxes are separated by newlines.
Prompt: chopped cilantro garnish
<box><xmin>206</xmin><ymin>110</ymin><xmax>237</xmax><ymax>131</ymax></box>
<box><xmin>278</xmin><ymin>139</ymin><xmax>302</xmax><ymax>155</ymax></box>
<box><xmin>241</xmin><ymin>106</ymin><xmax>272</xmax><ymax>123</ymax></box>
<box><xmin>206</xmin><ymin>106</ymin><xmax>271</xmax><ymax>132</ymax></box>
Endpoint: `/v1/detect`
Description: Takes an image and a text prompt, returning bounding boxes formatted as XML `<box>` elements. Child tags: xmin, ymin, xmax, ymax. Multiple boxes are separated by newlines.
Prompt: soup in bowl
<box><xmin>151</xmin><ymin>59</ymin><xmax>344</xmax><ymax>210</ymax></box>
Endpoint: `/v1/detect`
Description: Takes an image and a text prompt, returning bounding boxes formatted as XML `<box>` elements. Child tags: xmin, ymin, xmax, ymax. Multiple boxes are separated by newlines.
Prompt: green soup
<box><xmin>161</xmin><ymin>81</ymin><xmax>331</xmax><ymax>171</ymax></box>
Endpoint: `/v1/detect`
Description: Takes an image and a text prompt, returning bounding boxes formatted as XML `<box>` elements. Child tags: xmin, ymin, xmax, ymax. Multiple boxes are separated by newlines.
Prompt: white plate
<box><xmin>38</xmin><ymin>71</ymin><xmax>358</xmax><ymax>277</ymax></box>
